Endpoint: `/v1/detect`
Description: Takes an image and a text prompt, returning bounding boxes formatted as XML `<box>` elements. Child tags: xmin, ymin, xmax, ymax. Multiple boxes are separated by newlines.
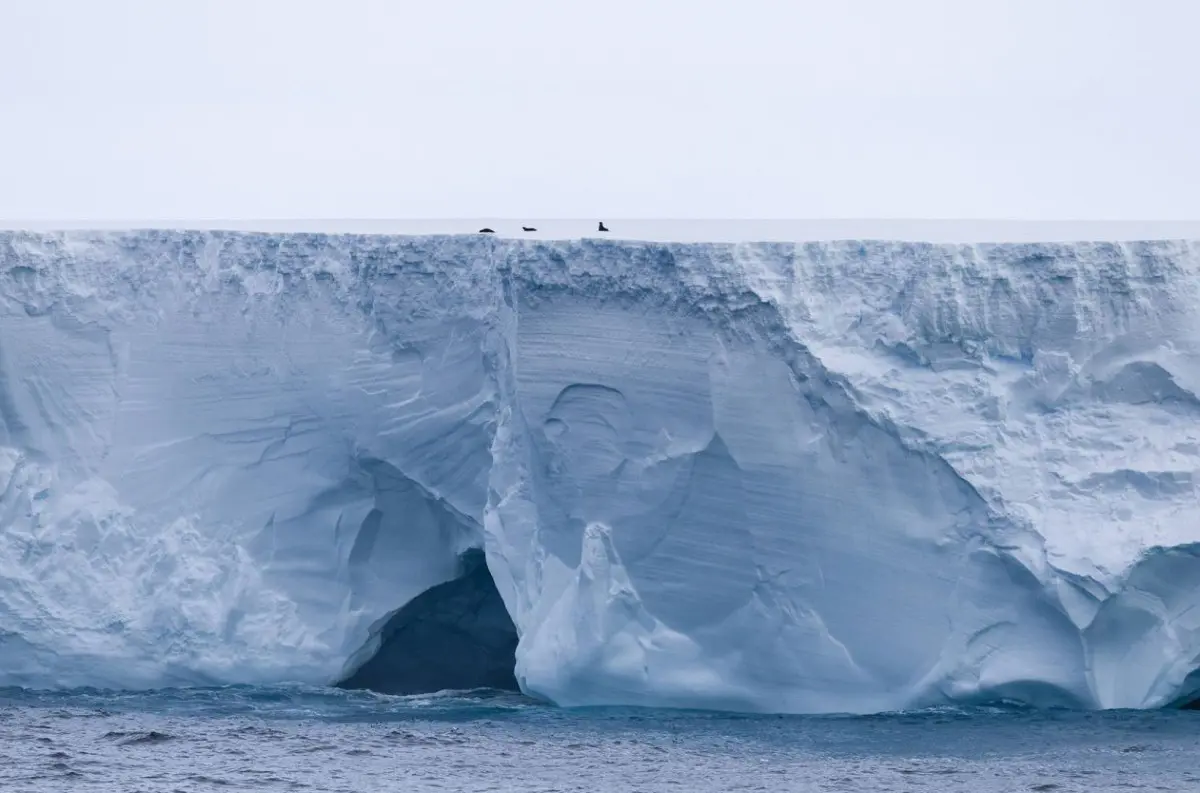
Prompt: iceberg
<box><xmin>0</xmin><ymin>230</ymin><xmax>1197</xmax><ymax>713</ymax></box>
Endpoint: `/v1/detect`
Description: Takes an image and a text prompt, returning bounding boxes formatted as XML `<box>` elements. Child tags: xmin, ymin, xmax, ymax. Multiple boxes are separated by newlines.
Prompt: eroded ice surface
<box><xmin>0</xmin><ymin>230</ymin><xmax>1198</xmax><ymax>712</ymax></box>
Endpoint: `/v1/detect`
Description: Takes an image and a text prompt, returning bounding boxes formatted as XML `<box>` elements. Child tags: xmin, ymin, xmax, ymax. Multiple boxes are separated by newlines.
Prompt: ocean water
<box><xmin>1</xmin><ymin>687</ymin><xmax>1196</xmax><ymax>792</ymax></box>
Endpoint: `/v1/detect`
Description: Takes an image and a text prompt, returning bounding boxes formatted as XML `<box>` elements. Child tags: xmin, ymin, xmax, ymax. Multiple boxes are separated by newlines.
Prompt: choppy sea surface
<box><xmin>1</xmin><ymin>686</ymin><xmax>1197</xmax><ymax>792</ymax></box>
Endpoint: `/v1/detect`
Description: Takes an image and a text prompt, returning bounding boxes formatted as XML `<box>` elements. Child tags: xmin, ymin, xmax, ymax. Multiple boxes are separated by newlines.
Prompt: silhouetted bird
<box><xmin>478</xmin><ymin>228</ymin><xmax>495</xmax><ymax>234</ymax></box>
<box><xmin>598</xmin><ymin>221</ymin><xmax>609</xmax><ymax>232</ymax></box>
<box><xmin>522</xmin><ymin>226</ymin><xmax>537</xmax><ymax>232</ymax></box>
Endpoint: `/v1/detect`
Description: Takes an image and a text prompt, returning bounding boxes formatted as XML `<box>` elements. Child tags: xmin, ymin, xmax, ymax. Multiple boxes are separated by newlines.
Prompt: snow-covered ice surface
<box><xmin>0</xmin><ymin>228</ymin><xmax>1198</xmax><ymax>714</ymax></box>
<box><xmin>8</xmin><ymin>218</ymin><xmax>1200</xmax><ymax>243</ymax></box>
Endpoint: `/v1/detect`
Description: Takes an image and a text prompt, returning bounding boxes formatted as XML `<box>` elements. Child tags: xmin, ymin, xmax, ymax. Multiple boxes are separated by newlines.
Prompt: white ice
<box><xmin>0</xmin><ymin>229</ymin><xmax>1197</xmax><ymax>712</ymax></box>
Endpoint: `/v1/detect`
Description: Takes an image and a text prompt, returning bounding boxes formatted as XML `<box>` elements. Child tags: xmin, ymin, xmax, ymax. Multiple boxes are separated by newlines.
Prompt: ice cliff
<box><xmin>0</xmin><ymin>230</ymin><xmax>1198</xmax><ymax>713</ymax></box>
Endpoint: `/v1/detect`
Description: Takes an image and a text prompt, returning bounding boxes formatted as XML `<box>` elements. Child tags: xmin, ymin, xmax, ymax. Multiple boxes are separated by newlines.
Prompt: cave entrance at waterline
<box><xmin>336</xmin><ymin>549</ymin><xmax>520</xmax><ymax>695</ymax></box>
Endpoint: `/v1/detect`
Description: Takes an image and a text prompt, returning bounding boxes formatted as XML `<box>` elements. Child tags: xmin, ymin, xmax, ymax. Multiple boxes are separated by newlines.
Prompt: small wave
<box><xmin>41</xmin><ymin>761</ymin><xmax>83</xmax><ymax>779</ymax></box>
<box><xmin>187</xmin><ymin>774</ymin><xmax>233</xmax><ymax>786</ymax></box>
<box><xmin>103</xmin><ymin>729</ymin><xmax>176</xmax><ymax>746</ymax></box>
<box><xmin>386</xmin><ymin>727</ymin><xmax>469</xmax><ymax>746</ymax></box>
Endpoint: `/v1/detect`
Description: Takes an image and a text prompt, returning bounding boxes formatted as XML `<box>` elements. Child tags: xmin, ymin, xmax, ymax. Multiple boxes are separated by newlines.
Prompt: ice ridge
<box><xmin>0</xmin><ymin>230</ymin><xmax>1198</xmax><ymax>713</ymax></box>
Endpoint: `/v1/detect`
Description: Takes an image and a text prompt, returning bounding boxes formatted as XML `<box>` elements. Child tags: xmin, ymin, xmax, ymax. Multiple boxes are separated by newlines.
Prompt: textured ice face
<box><xmin>0</xmin><ymin>233</ymin><xmax>497</xmax><ymax>687</ymax></box>
<box><xmin>0</xmin><ymin>231</ymin><xmax>1197</xmax><ymax>712</ymax></box>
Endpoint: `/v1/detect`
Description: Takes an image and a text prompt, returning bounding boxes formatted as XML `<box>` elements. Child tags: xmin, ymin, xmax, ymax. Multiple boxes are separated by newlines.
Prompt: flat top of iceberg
<box><xmin>4</xmin><ymin>218</ymin><xmax>1200</xmax><ymax>244</ymax></box>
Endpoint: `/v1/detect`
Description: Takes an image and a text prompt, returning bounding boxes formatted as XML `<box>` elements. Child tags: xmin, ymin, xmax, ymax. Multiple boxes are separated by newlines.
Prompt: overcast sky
<box><xmin>1</xmin><ymin>0</ymin><xmax>1198</xmax><ymax>220</ymax></box>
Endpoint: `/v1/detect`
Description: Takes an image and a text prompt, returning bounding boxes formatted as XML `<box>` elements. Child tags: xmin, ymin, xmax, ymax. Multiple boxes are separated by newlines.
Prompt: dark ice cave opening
<box><xmin>1163</xmin><ymin>669</ymin><xmax>1200</xmax><ymax>710</ymax></box>
<box><xmin>336</xmin><ymin>549</ymin><xmax>520</xmax><ymax>695</ymax></box>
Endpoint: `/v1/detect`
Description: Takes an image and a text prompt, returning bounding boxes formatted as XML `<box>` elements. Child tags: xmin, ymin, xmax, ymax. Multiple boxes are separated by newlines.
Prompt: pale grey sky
<box><xmin>1</xmin><ymin>0</ymin><xmax>1197</xmax><ymax>220</ymax></box>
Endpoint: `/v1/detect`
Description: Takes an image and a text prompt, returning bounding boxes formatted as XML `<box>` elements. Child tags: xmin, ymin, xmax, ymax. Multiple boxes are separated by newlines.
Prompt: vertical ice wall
<box><xmin>0</xmin><ymin>231</ymin><xmax>1198</xmax><ymax>712</ymax></box>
